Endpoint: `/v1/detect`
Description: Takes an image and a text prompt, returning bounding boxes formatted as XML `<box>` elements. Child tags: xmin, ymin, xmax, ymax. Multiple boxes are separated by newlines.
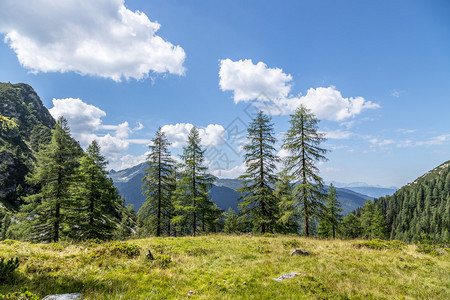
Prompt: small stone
<box><xmin>187</xmin><ymin>290</ymin><xmax>196</xmax><ymax>296</ymax></box>
<box><xmin>290</xmin><ymin>248</ymin><xmax>309</xmax><ymax>256</ymax></box>
<box><xmin>42</xmin><ymin>294</ymin><xmax>83</xmax><ymax>300</ymax></box>
<box><xmin>273</xmin><ymin>272</ymin><xmax>301</xmax><ymax>282</ymax></box>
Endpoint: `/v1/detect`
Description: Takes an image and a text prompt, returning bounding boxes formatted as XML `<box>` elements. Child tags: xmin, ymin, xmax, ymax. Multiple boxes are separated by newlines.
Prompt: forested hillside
<box><xmin>0</xmin><ymin>83</ymin><xmax>55</xmax><ymax>206</ymax></box>
<box><xmin>374</xmin><ymin>161</ymin><xmax>450</xmax><ymax>242</ymax></box>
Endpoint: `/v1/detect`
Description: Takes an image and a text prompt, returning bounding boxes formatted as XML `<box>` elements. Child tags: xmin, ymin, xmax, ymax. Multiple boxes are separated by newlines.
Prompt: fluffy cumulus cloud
<box><xmin>0</xmin><ymin>0</ymin><xmax>185</xmax><ymax>81</ymax></box>
<box><xmin>219</xmin><ymin>59</ymin><xmax>292</xmax><ymax>102</ymax></box>
<box><xmin>161</xmin><ymin>123</ymin><xmax>225</xmax><ymax>148</ymax></box>
<box><xmin>219</xmin><ymin>59</ymin><xmax>380</xmax><ymax>121</ymax></box>
<box><xmin>49</xmin><ymin>98</ymin><xmax>149</xmax><ymax>169</ymax></box>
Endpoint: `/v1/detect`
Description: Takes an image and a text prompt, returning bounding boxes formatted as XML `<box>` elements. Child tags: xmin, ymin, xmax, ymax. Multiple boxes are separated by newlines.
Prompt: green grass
<box><xmin>0</xmin><ymin>235</ymin><xmax>449</xmax><ymax>299</ymax></box>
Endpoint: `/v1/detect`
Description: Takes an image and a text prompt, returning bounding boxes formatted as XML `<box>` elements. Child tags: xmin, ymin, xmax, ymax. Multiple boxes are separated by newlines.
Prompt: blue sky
<box><xmin>0</xmin><ymin>0</ymin><xmax>449</xmax><ymax>187</ymax></box>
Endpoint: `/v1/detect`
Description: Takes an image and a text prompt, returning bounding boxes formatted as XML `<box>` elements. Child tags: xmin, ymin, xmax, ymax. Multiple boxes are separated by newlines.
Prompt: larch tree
<box><xmin>282</xmin><ymin>105</ymin><xmax>328</xmax><ymax>237</ymax></box>
<box><xmin>172</xmin><ymin>127</ymin><xmax>214</xmax><ymax>236</ymax></box>
<box><xmin>323</xmin><ymin>184</ymin><xmax>343</xmax><ymax>238</ymax></box>
<box><xmin>22</xmin><ymin>117</ymin><xmax>82</xmax><ymax>242</ymax></box>
<box><xmin>74</xmin><ymin>140</ymin><xmax>120</xmax><ymax>240</ymax></box>
<box><xmin>238</xmin><ymin>111</ymin><xmax>280</xmax><ymax>234</ymax></box>
<box><xmin>139</xmin><ymin>128</ymin><xmax>175</xmax><ymax>236</ymax></box>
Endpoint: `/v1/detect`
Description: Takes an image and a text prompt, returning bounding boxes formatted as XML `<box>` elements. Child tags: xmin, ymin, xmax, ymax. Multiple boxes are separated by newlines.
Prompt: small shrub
<box><xmin>107</xmin><ymin>242</ymin><xmax>141</xmax><ymax>258</ymax></box>
<box><xmin>282</xmin><ymin>239</ymin><xmax>301</xmax><ymax>248</ymax></box>
<box><xmin>354</xmin><ymin>239</ymin><xmax>406</xmax><ymax>250</ymax></box>
<box><xmin>152</xmin><ymin>255</ymin><xmax>172</xmax><ymax>269</ymax></box>
<box><xmin>416</xmin><ymin>244</ymin><xmax>440</xmax><ymax>256</ymax></box>
<box><xmin>81</xmin><ymin>238</ymin><xmax>103</xmax><ymax>248</ymax></box>
<box><xmin>0</xmin><ymin>289</ymin><xmax>39</xmax><ymax>300</ymax></box>
<box><xmin>186</xmin><ymin>247</ymin><xmax>211</xmax><ymax>256</ymax></box>
<box><xmin>262</xmin><ymin>233</ymin><xmax>275</xmax><ymax>238</ymax></box>
<box><xmin>0</xmin><ymin>240</ymin><xmax>18</xmax><ymax>246</ymax></box>
<box><xmin>0</xmin><ymin>257</ymin><xmax>19</xmax><ymax>281</ymax></box>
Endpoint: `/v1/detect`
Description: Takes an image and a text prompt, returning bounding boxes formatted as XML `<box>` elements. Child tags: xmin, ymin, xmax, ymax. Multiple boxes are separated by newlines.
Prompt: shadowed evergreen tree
<box><xmin>139</xmin><ymin>129</ymin><xmax>175</xmax><ymax>236</ymax></box>
<box><xmin>21</xmin><ymin>117</ymin><xmax>82</xmax><ymax>242</ymax></box>
<box><xmin>0</xmin><ymin>215</ymin><xmax>11</xmax><ymax>240</ymax></box>
<box><xmin>74</xmin><ymin>140</ymin><xmax>120</xmax><ymax>240</ymax></box>
<box><xmin>275</xmin><ymin>170</ymin><xmax>300</xmax><ymax>233</ymax></box>
<box><xmin>339</xmin><ymin>213</ymin><xmax>362</xmax><ymax>239</ymax></box>
<box><xmin>172</xmin><ymin>127</ymin><xmax>215</xmax><ymax>236</ymax></box>
<box><xmin>223</xmin><ymin>208</ymin><xmax>239</xmax><ymax>233</ymax></box>
<box><xmin>0</xmin><ymin>114</ymin><xmax>18</xmax><ymax>131</ymax></box>
<box><xmin>238</xmin><ymin>111</ymin><xmax>280</xmax><ymax>234</ymax></box>
<box><xmin>320</xmin><ymin>184</ymin><xmax>342</xmax><ymax>238</ymax></box>
<box><xmin>282</xmin><ymin>105</ymin><xmax>328</xmax><ymax>237</ymax></box>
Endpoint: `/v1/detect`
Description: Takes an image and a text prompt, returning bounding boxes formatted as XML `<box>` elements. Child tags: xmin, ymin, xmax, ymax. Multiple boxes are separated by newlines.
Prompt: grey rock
<box><xmin>290</xmin><ymin>248</ymin><xmax>309</xmax><ymax>256</ymax></box>
<box><xmin>273</xmin><ymin>272</ymin><xmax>301</xmax><ymax>282</ymax></box>
<box><xmin>42</xmin><ymin>293</ymin><xmax>83</xmax><ymax>300</ymax></box>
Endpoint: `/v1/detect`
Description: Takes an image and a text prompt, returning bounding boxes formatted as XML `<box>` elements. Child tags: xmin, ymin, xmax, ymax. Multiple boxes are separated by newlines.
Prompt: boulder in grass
<box><xmin>290</xmin><ymin>248</ymin><xmax>309</xmax><ymax>256</ymax></box>
<box><xmin>273</xmin><ymin>272</ymin><xmax>302</xmax><ymax>282</ymax></box>
<box><xmin>42</xmin><ymin>294</ymin><xmax>83</xmax><ymax>300</ymax></box>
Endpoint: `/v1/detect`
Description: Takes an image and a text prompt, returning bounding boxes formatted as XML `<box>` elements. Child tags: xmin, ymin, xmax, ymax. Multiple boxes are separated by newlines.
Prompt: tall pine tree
<box><xmin>22</xmin><ymin>117</ymin><xmax>81</xmax><ymax>242</ymax></box>
<box><xmin>324</xmin><ymin>184</ymin><xmax>342</xmax><ymax>238</ymax></box>
<box><xmin>172</xmin><ymin>127</ymin><xmax>215</xmax><ymax>236</ymax></box>
<box><xmin>74</xmin><ymin>140</ymin><xmax>120</xmax><ymax>240</ymax></box>
<box><xmin>139</xmin><ymin>128</ymin><xmax>175</xmax><ymax>236</ymax></box>
<box><xmin>281</xmin><ymin>105</ymin><xmax>328</xmax><ymax>237</ymax></box>
<box><xmin>238</xmin><ymin>111</ymin><xmax>280</xmax><ymax>234</ymax></box>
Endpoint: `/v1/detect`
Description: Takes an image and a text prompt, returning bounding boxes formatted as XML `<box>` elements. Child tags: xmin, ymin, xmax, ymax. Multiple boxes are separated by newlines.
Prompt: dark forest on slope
<box><xmin>372</xmin><ymin>161</ymin><xmax>450</xmax><ymax>242</ymax></box>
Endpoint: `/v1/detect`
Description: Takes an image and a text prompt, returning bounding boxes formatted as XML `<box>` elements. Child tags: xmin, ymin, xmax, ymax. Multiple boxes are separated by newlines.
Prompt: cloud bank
<box><xmin>0</xmin><ymin>0</ymin><xmax>185</xmax><ymax>81</ymax></box>
<box><xmin>219</xmin><ymin>59</ymin><xmax>380</xmax><ymax>121</ymax></box>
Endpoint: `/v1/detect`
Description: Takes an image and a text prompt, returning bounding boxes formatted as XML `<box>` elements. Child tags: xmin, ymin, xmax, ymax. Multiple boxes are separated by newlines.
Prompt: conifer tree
<box><xmin>223</xmin><ymin>208</ymin><xmax>239</xmax><ymax>233</ymax></box>
<box><xmin>281</xmin><ymin>105</ymin><xmax>328</xmax><ymax>237</ymax></box>
<box><xmin>172</xmin><ymin>127</ymin><xmax>214</xmax><ymax>236</ymax></box>
<box><xmin>339</xmin><ymin>213</ymin><xmax>362</xmax><ymax>239</ymax></box>
<box><xmin>324</xmin><ymin>184</ymin><xmax>342</xmax><ymax>238</ymax></box>
<box><xmin>275</xmin><ymin>170</ymin><xmax>300</xmax><ymax>233</ymax></box>
<box><xmin>238</xmin><ymin>111</ymin><xmax>280</xmax><ymax>234</ymax></box>
<box><xmin>139</xmin><ymin>129</ymin><xmax>175</xmax><ymax>236</ymax></box>
<box><xmin>74</xmin><ymin>140</ymin><xmax>120</xmax><ymax>240</ymax></box>
<box><xmin>22</xmin><ymin>117</ymin><xmax>81</xmax><ymax>242</ymax></box>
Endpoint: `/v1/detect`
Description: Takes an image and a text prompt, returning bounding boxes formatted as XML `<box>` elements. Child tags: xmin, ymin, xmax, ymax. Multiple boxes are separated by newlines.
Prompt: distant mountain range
<box><xmin>109</xmin><ymin>163</ymin><xmax>393</xmax><ymax>215</ymax></box>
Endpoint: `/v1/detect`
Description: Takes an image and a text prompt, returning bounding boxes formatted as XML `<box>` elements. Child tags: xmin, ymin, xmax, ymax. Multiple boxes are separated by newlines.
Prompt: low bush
<box><xmin>107</xmin><ymin>242</ymin><xmax>141</xmax><ymax>258</ymax></box>
<box><xmin>0</xmin><ymin>289</ymin><xmax>39</xmax><ymax>300</ymax></box>
<box><xmin>354</xmin><ymin>239</ymin><xmax>406</xmax><ymax>250</ymax></box>
<box><xmin>0</xmin><ymin>257</ymin><xmax>19</xmax><ymax>282</ymax></box>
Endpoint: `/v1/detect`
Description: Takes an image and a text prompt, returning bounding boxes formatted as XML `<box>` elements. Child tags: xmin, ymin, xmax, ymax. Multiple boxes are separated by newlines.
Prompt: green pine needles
<box><xmin>139</xmin><ymin>128</ymin><xmax>176</xmax><ymax>236</ymax></box>
<box><xmin>281</xmin><ymin>105</ymin><xmax>328</xmax><ymax>237</ymax></box>
<box><xmin>238</xmin><ymin>111</ymin><xmax>280</xmax><ymax>234</ymax></box>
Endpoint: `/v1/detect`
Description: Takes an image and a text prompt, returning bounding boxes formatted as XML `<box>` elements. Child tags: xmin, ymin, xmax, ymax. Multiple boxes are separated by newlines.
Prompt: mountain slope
<box><xmin>374</xmin><ymin>160</ymin><xmax>450</xmax><ymax>242</ymax></box>
<box><xmin>109</xmin><ymin>163</ymin><xmax>372</xmax><ymax>215</ymax></box>
<box><xmin>0</xmin><ymin>82</ymin><xmax>55</xmax><ymax>206</ymax></box>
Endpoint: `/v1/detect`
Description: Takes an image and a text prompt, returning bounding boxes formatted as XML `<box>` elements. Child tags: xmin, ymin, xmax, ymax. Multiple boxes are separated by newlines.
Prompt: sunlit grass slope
<box><xmin>1</xmin><ymin>235</ymin><xmax>449</xmax><ymax>299</ymax></box>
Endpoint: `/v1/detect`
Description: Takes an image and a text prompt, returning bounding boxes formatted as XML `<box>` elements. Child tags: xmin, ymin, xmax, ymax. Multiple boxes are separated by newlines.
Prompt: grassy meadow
<box><xmin>0</xmin><ymin>235</ymin><xmax>449</xmax><ymax>299</ymax></box>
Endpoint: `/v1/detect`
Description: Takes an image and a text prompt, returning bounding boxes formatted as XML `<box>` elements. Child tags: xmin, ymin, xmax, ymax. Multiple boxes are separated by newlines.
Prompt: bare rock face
<box><xmin>290</xmin><ymin>248</ymin><xmax>310</xmax><ymax>256</ymax></box>
<box><xmin>42</xmin><ymin>294</ymin><xmax>83</xmax><ymax>300</ymax></box>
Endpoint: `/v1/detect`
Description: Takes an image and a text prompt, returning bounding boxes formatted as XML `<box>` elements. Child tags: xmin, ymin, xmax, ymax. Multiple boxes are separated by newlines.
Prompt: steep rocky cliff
<box><xmin>0</xmin><ymin>83</ymin><xmax>55</xmax><ymax>206</ymax></box>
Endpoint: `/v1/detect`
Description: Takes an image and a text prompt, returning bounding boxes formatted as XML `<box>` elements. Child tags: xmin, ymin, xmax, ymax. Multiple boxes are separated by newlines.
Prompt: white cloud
<box><xmin>323</xmin><ymin>129</ymin><xmax>353</xmax><ymax>139</ymax></box>
<box><xmin>283</xmin><ymin>86</ymin><xmax>380</xmax><ymax>121</ymax></box>
<box><xmin>415</xmin><ymin>134</ymin><xmax>450</xmax><ymax>146</ymax></box>
<box><xmin>219</xmin><ymin>59</ymin><xmax>380</xmax><ymax>121</ymax></box>
<box><xmin>0</xmin><ymin>0</ymin><xmax>185</xmax><ymax>81</ymax></box>
<box><xmin>370</xmin><ymin>138</ymin><xmax>395</xmax><ymax>147</ymax></box>
<box><xmin>49</xmin><ymin>97</ymin><xmax>149</xmax><ymax>169</ymax></box>
<box><xmin>161</xmin><ymin>123</ymin><xmax>225</xmax><ymax>148</ymax></box>
<box><xmin>211</xmin><ymin>163</ymin><xmax>246</xmax><ymax>179</ymax></box>
<box><xmin>219</xmin><ymin>59</ymin><xmax>292</xmax><ymax>103</ymax></box>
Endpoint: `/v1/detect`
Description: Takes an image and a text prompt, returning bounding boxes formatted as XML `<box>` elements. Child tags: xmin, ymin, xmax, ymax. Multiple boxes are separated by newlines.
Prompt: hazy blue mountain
<box><xmin>109</xmin><ymin>163</ymin><xmax>372</xmax><ymax>215</ymax></box>
<box><xmin>344</xmin><ymin>186</ymin><xmax>397</xmax><ymax>198</ymax></box>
